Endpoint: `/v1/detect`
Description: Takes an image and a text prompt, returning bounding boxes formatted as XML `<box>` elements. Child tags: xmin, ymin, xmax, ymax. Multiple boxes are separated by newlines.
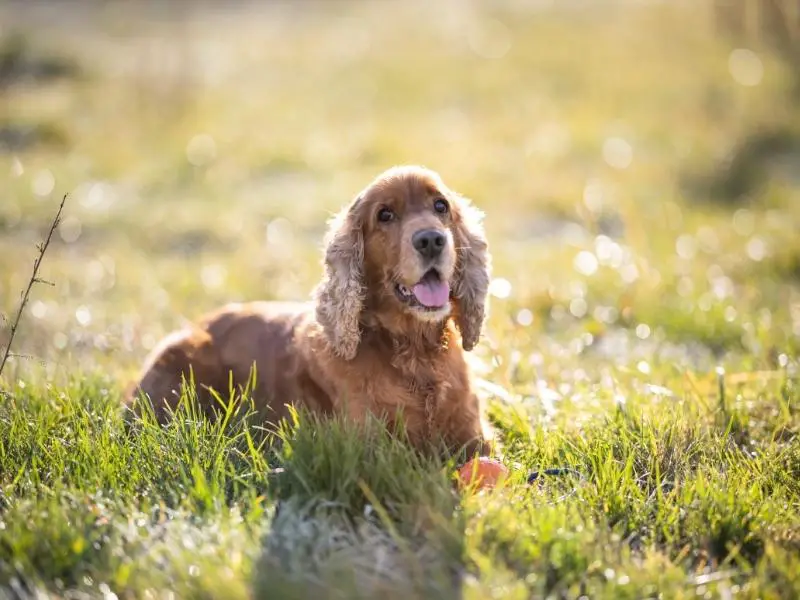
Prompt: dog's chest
<box><xmin>385</xmin><ymin>355</ymin><xmax>456</xmax><ymax>435</ymax></box>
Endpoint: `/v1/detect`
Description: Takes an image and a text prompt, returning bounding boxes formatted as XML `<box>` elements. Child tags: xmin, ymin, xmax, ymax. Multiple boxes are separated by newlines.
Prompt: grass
<box><xmin>1</xmin><ymin>0</ymin><xmax>799</xmax><ymax>598</ymax></box>
<box><xmin>1</xmin><ymin>376</ymin><xmax>797</xmax><ymax>598</ymax></box>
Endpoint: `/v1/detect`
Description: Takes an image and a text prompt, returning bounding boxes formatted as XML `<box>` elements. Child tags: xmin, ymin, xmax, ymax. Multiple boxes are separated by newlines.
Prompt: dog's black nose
<box><xmin>412</xmin><ymin>229</ymin><xmax>446</xmax><ymax>260</ymax></box>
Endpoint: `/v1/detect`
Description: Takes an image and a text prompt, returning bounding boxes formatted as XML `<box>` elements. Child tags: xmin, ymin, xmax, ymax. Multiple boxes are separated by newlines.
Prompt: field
<box><xmin>1</xmin><ymin>0</ymin><xmax>799</xmax><ymax>598</ymax></box>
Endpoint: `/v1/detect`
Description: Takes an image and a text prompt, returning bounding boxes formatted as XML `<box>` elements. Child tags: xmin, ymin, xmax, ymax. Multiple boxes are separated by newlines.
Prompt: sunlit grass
<box><xmin>0</xmin><ymin>373</ymin><xmax>797</xmax><ymax>598</ymax></box>
<box><xmin>1</xmin><ymin>0</ymin><xmax>799</xmax><ymax>597</ymax></box>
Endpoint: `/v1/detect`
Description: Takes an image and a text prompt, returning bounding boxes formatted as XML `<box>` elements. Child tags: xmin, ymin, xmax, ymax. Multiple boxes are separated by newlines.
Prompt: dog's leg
<box><xmin>442</xmin><ymin>392</ymin><xmax>496</xmax><ymax>459</ymax></box>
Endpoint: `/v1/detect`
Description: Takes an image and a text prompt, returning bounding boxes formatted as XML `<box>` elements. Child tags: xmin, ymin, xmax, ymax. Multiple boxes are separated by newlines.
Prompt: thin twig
<box><xmin>0</xmin><ymin>193</ymin><xmax>68</xmax><ymax>381</ymax></box>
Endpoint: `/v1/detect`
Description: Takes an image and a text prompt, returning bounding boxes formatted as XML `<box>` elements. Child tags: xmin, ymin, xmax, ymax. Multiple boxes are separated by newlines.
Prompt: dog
<box><xmin>125</xmin><ymin>165</ymin><xmax>494</xmax><ymax>458</ymax></box>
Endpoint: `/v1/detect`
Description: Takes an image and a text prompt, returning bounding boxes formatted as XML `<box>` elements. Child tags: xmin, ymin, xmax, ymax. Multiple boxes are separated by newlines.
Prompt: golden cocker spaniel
<box><xmin>126</xmin><ymin>165</ymin><xmax>493</xmax><ymax>457</ymax></box>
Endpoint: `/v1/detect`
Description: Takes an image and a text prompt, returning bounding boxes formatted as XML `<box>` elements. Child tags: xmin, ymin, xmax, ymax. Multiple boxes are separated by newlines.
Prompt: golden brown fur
<box><xmin>126</xmin><ymin>165</ymin><xmax>493</xmax><ymax>457</ymax></box>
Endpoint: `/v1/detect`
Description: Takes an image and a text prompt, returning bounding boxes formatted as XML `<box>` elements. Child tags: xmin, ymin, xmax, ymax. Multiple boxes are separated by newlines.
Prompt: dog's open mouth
<box><xmin>395</xmin><ymin>269</ymin><xmax>451</xmax><ymax>311</ymax></box>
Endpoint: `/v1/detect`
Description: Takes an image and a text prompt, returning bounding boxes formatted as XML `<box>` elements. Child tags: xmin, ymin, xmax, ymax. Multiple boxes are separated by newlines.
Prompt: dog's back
<box><xmin>125</xmin><ymin>301</ymin><xmax>322</xmax><ymax>424</ymax></box>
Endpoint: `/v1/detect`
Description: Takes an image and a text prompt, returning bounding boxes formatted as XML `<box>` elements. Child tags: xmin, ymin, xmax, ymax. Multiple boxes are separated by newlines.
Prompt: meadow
<box><xmin>0</xmin><ymin>1</ymin><xmax>799</xmax><ymax>598</ymax></box>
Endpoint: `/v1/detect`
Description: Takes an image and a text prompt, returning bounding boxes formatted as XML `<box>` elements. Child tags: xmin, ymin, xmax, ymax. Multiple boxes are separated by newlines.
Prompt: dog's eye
<box><xmin>377</xmin><ymin>208</ymin><xmax>395</xmax><ymax>223</ymax></box>
<box><xmin>433</xmin><ymin>198</ymin><xmax>449</xmax><ymax>214</ymax></box>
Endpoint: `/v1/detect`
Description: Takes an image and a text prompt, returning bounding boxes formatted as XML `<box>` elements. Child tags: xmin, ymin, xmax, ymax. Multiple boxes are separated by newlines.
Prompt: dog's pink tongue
<box><xmin>413</xmin><ymin>279</ymin><xmax>450</xmax><ymax>307</ymax></box>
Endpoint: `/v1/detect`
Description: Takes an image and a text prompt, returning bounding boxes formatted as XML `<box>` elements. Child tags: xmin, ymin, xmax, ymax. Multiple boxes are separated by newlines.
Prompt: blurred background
<box><xmin>0</xmin><ymin>0</ymin><xmax>798</xmax><ymax>389</ymax></box>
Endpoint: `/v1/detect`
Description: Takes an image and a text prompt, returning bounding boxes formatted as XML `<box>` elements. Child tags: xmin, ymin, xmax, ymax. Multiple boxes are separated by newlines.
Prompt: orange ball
<box><xmin>457</xmin><ymin>457</ymin><xmax>509</xmax><ymax>490</ymax></box>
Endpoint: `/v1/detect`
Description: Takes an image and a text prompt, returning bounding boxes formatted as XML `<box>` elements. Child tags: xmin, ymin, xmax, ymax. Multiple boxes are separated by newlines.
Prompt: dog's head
<box><xmin>314</xmin><ymin>166</ymin><xmax>491</xmax><ymax>360</ymax></box>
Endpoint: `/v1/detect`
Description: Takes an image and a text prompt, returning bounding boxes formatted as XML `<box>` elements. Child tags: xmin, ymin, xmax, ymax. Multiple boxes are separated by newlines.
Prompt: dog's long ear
<box><xmin>451</xmin><ymin>194</ymin><xmax>491</xmax><ymax>351</ymax></box>
<box><xmin>313</xmin><ymin>200</ymin><xmax>365</xmax><ymax>360</ymax></box>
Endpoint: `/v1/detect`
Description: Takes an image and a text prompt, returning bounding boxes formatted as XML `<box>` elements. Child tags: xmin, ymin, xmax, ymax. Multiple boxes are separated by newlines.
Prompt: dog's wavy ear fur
<box><xmin>314</xmin><ymin>200</ymin><xmax>365</xmax><ymax>360</ymax></box>
<box><xmin>451</xmin><ymin>194</ymin><xmax>491</xmax><ymax>351</ymax></box>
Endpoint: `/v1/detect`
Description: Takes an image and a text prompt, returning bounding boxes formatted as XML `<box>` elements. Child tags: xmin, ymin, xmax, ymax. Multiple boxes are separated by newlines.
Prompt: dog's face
<box><xmin>360</xmin><ymin>173</ymin><xmax>458</xmax><ymax>323</ymax></box>
<box><xmin>314</xmin><ymin>166</ymin><xmax>491</xmax><ymax>360</ymax></box>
